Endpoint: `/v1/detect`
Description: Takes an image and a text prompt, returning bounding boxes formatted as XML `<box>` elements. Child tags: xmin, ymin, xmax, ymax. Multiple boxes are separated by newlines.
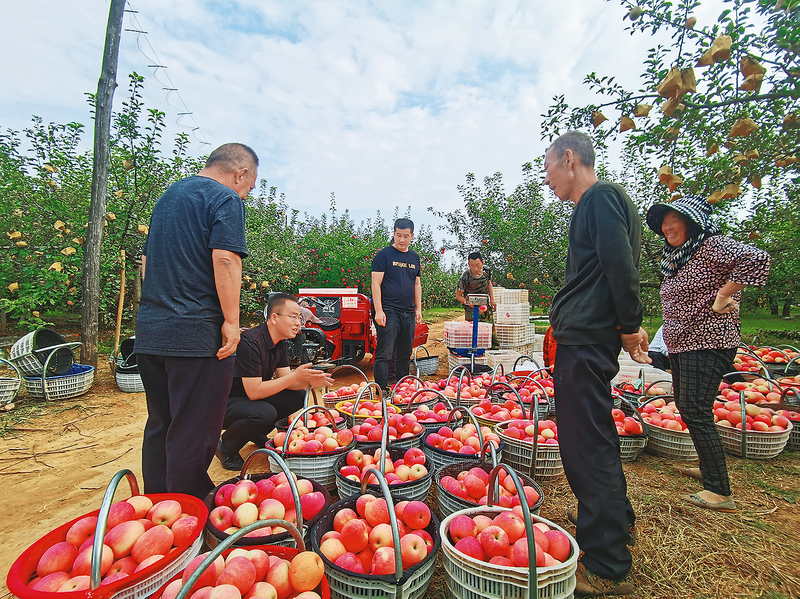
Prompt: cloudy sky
<box><xmin>0</xmin><ymin>0</ymin><xmax>724</xmax><ymax>244</ymax></box>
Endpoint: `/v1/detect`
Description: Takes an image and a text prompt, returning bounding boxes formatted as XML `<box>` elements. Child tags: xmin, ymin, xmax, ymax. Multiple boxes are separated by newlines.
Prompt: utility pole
<box><xmin>80</xmin><ymin>0</ymin><xmax>126</xmax><ymax>367</ymax></box>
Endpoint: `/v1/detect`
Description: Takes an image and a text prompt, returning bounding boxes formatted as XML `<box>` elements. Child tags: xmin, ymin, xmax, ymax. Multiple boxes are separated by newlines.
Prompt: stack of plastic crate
<box><xmin>494</xmin><ymin>289</ymin><xmax>541</xmax><ymax>360</ymax></box>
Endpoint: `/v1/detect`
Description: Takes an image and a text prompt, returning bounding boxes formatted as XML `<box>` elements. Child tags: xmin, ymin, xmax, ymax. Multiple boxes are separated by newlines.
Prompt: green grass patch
<box><xmin>422</xmin><ymin>307</ymin><xmax>463</xmax><ymax>321</ymax></box>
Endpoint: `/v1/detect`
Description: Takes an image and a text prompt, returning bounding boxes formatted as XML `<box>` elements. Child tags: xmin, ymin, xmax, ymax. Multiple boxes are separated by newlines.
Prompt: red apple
<box><xmin>288</xmin><ymin>551</ymin><xmax>325</xmax><ymax>592</ymax></box>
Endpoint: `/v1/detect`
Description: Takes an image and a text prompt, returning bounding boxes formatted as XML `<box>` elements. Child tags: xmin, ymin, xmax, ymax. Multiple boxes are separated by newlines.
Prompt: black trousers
<box><xmin>138</xmin><ymin>353</ymin><xmax>234</xmax><ymax>499</ymax></box>
<box><xmin>221</xmin><ymin>389</ymin><xmax>305</xmax><ymax>455</ymax></box>
<box><xmin>671</xmin><ymin>348</ymin><xmax>736</xmax><ymax>496</ymax></box>
<box><xmin>554</xmin><ymin>341</ymin><xmax>633</xmax><ymax>581</ymax></box>
<box><xmin>648</xmin><ymin>351</ymin><xmax>671</xmax><ymax>372</ymax></box>
<box><xmin>374</xmin><ymin>309</ymin><xmax>415</xmax><ymax>389</ymax></box>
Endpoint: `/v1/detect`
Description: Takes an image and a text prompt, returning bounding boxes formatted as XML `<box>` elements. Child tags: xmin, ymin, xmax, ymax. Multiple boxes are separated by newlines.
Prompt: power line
<box><xmin>123</xmin><ymin>1</ymin><xmax>211</xmax><ymax>146</ymax></box>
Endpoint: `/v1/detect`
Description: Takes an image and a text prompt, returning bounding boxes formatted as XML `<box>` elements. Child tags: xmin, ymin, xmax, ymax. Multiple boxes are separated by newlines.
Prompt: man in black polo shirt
<box><xmin>371</xmin><ymin>218</ymin><xmax>422</xmax><ymax>394</ymax></box>
<box><xmin>215</xmin><ymin>293</ymin><xmax>334</xmax><ymax>470</ymax></box>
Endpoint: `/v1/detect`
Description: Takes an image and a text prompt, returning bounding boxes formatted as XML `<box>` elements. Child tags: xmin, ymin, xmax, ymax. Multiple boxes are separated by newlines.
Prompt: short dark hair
<box><xmin>266</xmin><ymin>292</ymin><xmax>298</xmax><ymax>318</ymax></box>
<box><xmin>468</xmin><ymin>252</ymin><xmax>483</xmax><ymax>261</ymax></box>
<box><xmin>548</xmin><ymin>131</ymin><xmax>595</xmax><ymax>168</ymax></box>
<box><xmin>205</xmin><ymin>143</ymin><xmax>259</xmax><ymax>172</ymax></box>
<box><xmin>394</xmin><ymin>218</ymin><xmax>414</xmax><ymax>233</ymax></box>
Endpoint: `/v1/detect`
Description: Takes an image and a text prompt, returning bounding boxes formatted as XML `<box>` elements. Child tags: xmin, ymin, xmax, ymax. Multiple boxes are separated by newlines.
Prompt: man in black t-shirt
<box><xmin>371</xmin><ymin>218</ymin><xmax>422</xmax><ymax>393</ymax></box>
<box><xmin>216</xmin><ymin>293</ymin><xmax>334</xmax><ymax>470</ymax></box>
<box><xmin>135</xmin><ymin>143</ymin><xmax>257</xmax><ymax>499</ymax></box>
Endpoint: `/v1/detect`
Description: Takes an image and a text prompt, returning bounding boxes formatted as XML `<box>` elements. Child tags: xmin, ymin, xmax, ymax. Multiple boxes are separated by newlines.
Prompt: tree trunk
<box><xmin>783</xmin><ymin>300</ymin><xmax>793</xmax><ymax>318</ymax></box>
<box><xmin>769</xmin><ymin>296</ymin><xmax>779</xmax><ymax>316</ymax></box>
<box><xmin>79</xmin><ymin>0</ymin><xmax>125</xmax><ymax>367</ymax></box>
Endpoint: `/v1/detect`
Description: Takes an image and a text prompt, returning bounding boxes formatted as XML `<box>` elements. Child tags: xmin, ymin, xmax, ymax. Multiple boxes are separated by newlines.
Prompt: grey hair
<box><xmin>547</xmin><ymin>131</ymin><xmax>595</xmax><ymax>168</ymax></box>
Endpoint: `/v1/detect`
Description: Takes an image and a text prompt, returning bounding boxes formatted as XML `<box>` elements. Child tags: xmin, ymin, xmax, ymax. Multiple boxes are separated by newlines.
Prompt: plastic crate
<box><xmin>447</xmin><ymin>353</ymin><xmax>487</xmax><ymax>370</ymax></box>
<box><xmin>444</xmin><ymin>321</ymin><xmax>492</xmax><ymax>349</ymax></box>
<box><xmin>492</xmin><ymin>287</ymin><xmax>505</xmax><ymax>304</ymax></box>
<box><xmin>499</xmin><ymin>289</ymin><xmax>529</xmax><ymax>305</ymax></box>
<box><xmin>495</xmin><ymin>324</ymin><xmax>536</xmax><ymax>348</ymax></box>
<box><xmin>485</xmin><ymin>350</ymin><xmax>522</xmax><ymax>371</ymax></box>
<box><xmin>494</xmin><ymin>304</ymin><xmax>531</xmax><ymax>325</ymax></box>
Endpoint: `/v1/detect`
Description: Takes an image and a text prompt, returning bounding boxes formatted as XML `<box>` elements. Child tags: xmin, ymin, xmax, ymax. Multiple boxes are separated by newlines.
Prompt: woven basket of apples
<box><xmin>335</xmin><ymin>446</ymin><xmax>433</xmax><ymax>502</ymax></box>
<box><xmin>6</xmin><ymin>470</ymin><xmax>207</xmax><ymax>599</ymax></box>
<box><xmin>400</xmin><ymin>387</ymin><xmax>465</xmax><ymax>433</ymax></box>
<box><xmin>266</xmin><ymin>406</ymin><xmax>356</xmax><ymax>492</ymax></box>
<box><xmin>774</xmin><ymin>374</ymin><xmax>800</xmax><ymax>404</ymax></box>
<box><xmin>439</xmin><ymin>465</ymin><xmax>578</xmax><ymax>599</ymax></box>
<box><xmin>718</xmin><ymin>372</ymin><xmax>786</xmax><ymax>406</ymax></box>
<box><xmin>351</xmin><ymin>414</ymin><xmax>425</xmax><ymax>451</ymax></box>
<box><xmin>494</xmin><ymin>418</ymin><xmax>564</xmax><ymax>480</ymax></box>
<box><xmin>151</xmin><ymin>520</ymin><xmax>330</xmax><ymax>599</ymax></box>
<box><xmin>713</xmin><ymin>391</ymin><xmax>793</xmax><ymax>459</ymax></box>
<box><xmin>321</xmin><ymin>365</ymin><xmax>375</xmax><ymax>410</ymax></box>
<box><xmin>639</xmin><ymin>396</ymin><xmax>699</xmax><ymax>460</ymax></box>
<box><xmin>421</xmin><ymin>408</ymin><xmax>504</xmax><ymax>472</ymax></box>
<box><xmin>310</xmin><ymin>469</ymin><xmax>441</xmax><ymax>599</ymax></box>
<box><xmin>435</xmin><ymin>460</ymin><xmax>544</xmax><ymax>519</ymax></box>
<box><xmin>204</xmin><ymin>450</ymin><xmax>331</xmax><ymax>551</ymax></box>
<box><xmin>618</xmin><ymin>379</ymin><xmax>672</xmax><ymax>417</ymax></box>
<box><xmin>747</xmin><ymin>346</ymin><xmax>800</xmax><ymax>377</ymax></box>
<box><xmin>472</xmin><ymin>380</ymin><xmax>548</xmax><ymax>428</ymax></box>
<box><xmin>388</xmin><ymin>375</ymin><xmax>441</xmax><ymax>407</ymax></box>
<box><xmin>613</xmin><ymin>400</ymin><xmax>648</xmax><ymax>463</ymax></box>
<box><xmin>507</xmin><ymin>368</ymin><xmax>556</xmax><ymax>417</ymax></box>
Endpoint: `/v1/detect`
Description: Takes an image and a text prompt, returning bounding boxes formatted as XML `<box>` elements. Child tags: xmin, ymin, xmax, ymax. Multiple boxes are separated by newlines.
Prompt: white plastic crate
<box><xmin>509</xmin><ymin>343</ymin><xmax>538</xmax><ymax>358</ymax></box>
<box><xmin>495</xmin><ymin>323</ymin><xmax>536</xmax><ymax>347</ymax></box>
<box><xmin>500</xmin><ymin>289</ymin><xmax>529</xmax><ymax>305</ymax></box>
<box><xmin>485</xmin><ymin>349</ymin><xmax>521</xmax><ymax>371</ymax></box>
<box><xmin>492</xmin><ymin>287</ymin><xmax>505</xmax><ymax>304</ymax></box>
<box><xmin>494</xmin><ymin>303</ymin><xmax>531</xmax><ymax>325</ymax></box>
<box><xmin>447</xmin><ymin>353</ymin><xmax>487</xmax><ymax>370</ymax></box>
<box><xmin>444</xmin><ymin>321</ymin><xmax>492</xmax><ymax>348</ymax></box>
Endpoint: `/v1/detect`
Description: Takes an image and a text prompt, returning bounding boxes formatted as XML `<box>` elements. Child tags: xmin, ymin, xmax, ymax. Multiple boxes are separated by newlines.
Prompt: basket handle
<box><xmin>91</xmin><ymin>469</ymin><xmax>141</xmax><ymax>589</ymax></box>
<box><xmin>780</xmin><ymin>386</ymin><xmax>800</xmax><ymax>406</ymax></box>
<box><xmin>488</xmin><ymin>381</ymin><xmax>529</xmax><ymax>419</ymax></box>
<box><xmin>447</xmin><ymin>366</ymin><xmax>472</xmax><ymax>406</ymax></box>
<box><xmin>249</xmin><ymin>449</ymin><xmax>304</xmax><ymax>537</ymax></box>
<box><xmin>281</xmin><ymin>404</ymin><xmax>342</xmax><ymax>452</ymax></box>
<box><xmin>395</xmin><ymin>374</ymin><xmax>424</xmax><ymax>395</ymax></box>
<box><xmin>641</xmin><ymin>379</ymin><xmax>672</xmax><ymax>397</ymax></box>
<box><xmin>445</xmin><ymin>405</ymin><xmax>485</xmax><ymax>448</ymax></box>
<box><xmin>413</xmin><ymin>345</ymin><xmax>430</xmax><ymax>363</ymax></box>
<box><xmin>350</xmin><ymin>381</ymin><xmax>384</xmax><ymax>422</ymax></box>
<box><xmin>489</xmin><ymin>363</ymin><xmax>505</xmax><ymax>386</ymax></box>
<box><xmin>40</xmin><ymin>341</ymin><xmax>83</xmax><ymax>401</ymax></box>
<box><xmin>486</xmin><ymin>464</ymin><xmax>538</xmax><ymax>599</ymax></box>
<box><xmin>512</xmin><ymin>355</ymin><xmax>542</xmax><ymax>371</ymax></box>
<box><xmin>734</xmin><ymin>348</ymin><xmax>770</xmax><ymax>377</ymax></box>
<box><xmin>407</xmin><ymin>387</ymin><xmax>454</xmax><ymax>412</ymax></box>
<box><xmin>175</xmin><ymin>519</ymin><xmax>304</xmax><ymax>599</ymax></box>
<box><xmin>359</xmin><ymin>468</ymin><xmax>404</xmax><ymax>581</ymax></box>
<box><xmin>618</xmin><ymin>397</ymin><xmax>649</xmax><ymax>439</ymax></box>
<box><xmin>0</xmin><ymin>357</ymin><xmax>21</xmax><ymax>382</ymax></box>
<box><xmin>327</xmin><ymin>364</ymin><xmax>370</xmax><ymax>395</ymax></box>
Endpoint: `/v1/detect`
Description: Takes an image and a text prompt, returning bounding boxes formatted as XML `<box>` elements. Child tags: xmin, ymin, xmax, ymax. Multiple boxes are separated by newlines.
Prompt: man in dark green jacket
<box><xmin>544</xmin><ymin>131</ymin><xmax>650</xmax><ymax>597</ymax></box>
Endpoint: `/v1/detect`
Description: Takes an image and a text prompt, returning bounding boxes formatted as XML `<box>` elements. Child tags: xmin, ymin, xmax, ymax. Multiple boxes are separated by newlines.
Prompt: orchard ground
<box><xmin>1</xmin><ymin>313</ymin><xmax>799</xmax><ymax>599</ymax></box>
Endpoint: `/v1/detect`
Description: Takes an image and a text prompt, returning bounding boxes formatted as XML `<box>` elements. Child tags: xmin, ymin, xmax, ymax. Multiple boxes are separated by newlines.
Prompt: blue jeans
<box><xmin>374</xmin><ymin>309</ymin><xmax>415</xmax><ymax>389</ymax></box>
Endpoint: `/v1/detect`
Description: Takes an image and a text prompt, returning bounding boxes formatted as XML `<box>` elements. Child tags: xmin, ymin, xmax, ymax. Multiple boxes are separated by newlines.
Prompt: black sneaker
<box><xmin>215</xmin><ymin>440</ymin><xmax>244</xmax><ymax>471</ymax></box>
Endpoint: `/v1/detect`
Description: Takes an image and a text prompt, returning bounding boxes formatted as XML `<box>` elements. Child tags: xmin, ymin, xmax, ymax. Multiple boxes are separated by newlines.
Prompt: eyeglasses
<box><xmin>276</xmin><ymin>313</ymin><xmax>303</xmax><ymax>323</ymax></box>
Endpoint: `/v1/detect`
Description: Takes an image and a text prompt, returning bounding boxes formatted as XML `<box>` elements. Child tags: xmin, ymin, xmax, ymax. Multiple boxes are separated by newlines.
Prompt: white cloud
<box><xmin>0</xmin><ymin>0</ymin><xmax>697</xmax><ymax>237</ymax></box>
